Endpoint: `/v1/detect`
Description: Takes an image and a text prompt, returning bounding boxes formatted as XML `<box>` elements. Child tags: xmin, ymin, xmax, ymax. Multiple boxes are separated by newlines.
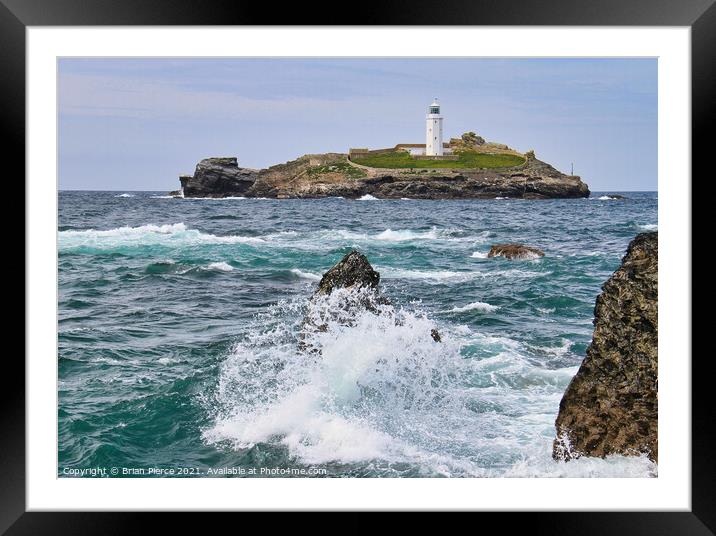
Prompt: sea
<box><xmin>58</xmin><ymin>191</ymin><xmax>658</xmax><ymax>478</ymax></box>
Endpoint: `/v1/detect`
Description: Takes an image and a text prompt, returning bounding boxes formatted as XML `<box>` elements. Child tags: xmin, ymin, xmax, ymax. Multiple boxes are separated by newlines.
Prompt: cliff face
<box><xmin>553</xmin><ymin>232</ymin><xmax>658</xmax><ymax>462</ymax></box>
<box><xmin>180</xmin><ymin>158</ymin><xmax>258</xmax><ymax>198</ymax></box>
<box><xmin>175</xmin><ymin>153</ymin><xmax>590</xmax><ymax>199</ymax></box>
<box><xmin>247</xmin><ymin>154</ymin><xmax>589</xmax><ymax>199</ymax></box>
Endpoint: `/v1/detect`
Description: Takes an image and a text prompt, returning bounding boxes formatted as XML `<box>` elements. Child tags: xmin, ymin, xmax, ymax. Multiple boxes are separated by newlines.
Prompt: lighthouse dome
<box><xmin>429</xmin><ymin>98</ymin><xmax>440</xmax><ymax>114</ymax></box>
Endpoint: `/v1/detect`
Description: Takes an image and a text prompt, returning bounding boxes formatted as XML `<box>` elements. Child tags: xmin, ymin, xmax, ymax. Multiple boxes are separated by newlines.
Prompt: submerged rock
<box><xmin>179</xmin><ymin>157</ymin><xmax>258</xmax><ymax>198</ymax></box>
<box><xmin>487</xmin><ymin>243</ymin><xmax>545</xmax><ymax>260</ymax></box>
<box><xmin>553</xmin><ymin>232</ymin><xmax>658</xmax><ymax>462</ymax></box>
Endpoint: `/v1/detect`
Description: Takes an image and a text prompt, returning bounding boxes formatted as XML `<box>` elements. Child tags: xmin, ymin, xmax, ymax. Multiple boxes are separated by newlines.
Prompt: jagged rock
<box><xmin>179</xmin><ymin>157</ymin><xmax>258</xmax><ymax>198</ymax></box>
<box><xmin>300</xmin><ymin>250</ymin><xmax>440</xmax><ymax>350</ymax></box>
<box><xmin>314</xmin><ymin>250</ymin><xmax>381</xmax><ymax>296</ymax></box>
<box><xmin>308</xmin><ymin>250</ymin><xmax>390</xmax><ymax>317</ymax></box>
<box><xmin>168</xmin><ymin>190</ymin><xmax>182</xmax><ymax>197</ymax></box>
<box><xmin>553</xmin><ymin>232</ymin><xmax>658</xmax><ymax>462</ymax></box>
<box><xmin>487</xmin><ymin>243</ymin><xmax>545</xmax><ymax>260</ymax></box>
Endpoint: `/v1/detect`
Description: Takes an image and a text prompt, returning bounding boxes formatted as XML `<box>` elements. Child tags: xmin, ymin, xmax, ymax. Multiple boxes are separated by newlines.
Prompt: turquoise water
<box><xmin>58</xmin><ymin>191</ymin><xmax>658</xmax><ymax>477</ymax></box>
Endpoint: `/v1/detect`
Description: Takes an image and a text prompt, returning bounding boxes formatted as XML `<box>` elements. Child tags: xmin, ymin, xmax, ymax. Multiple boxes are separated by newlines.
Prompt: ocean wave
<box><xmin>326</xmin><ymin>227</ymin><xmax>489</xmax><ymax>244</ymax></box>
<box><xmin>357</xmin><ymin>194</ymin><xmax>379</xmax><ymax>201</ymax></box>
<box><xmin>380</xmin><ymin>266</ymin><xmax>546</xmax><ymax>283</ymax></box>
<box><xmin>201</xmin><ymin>289</ymin><xmax>654</xmax><ymax>477</ymax></box>
<box><xmin>203</xmin><ymin>289</ymin><xmax>456</xmax><ymax>468</ymax></box>
<box><xmin>184</xmin><ymin>196</ymin><xmax>247</xmax><ymax>200</ymax></box>
<box><xmin>290</xmin><ymin>268</ymin><xmax>321</xmax><ymax>281</ymax></box>
<box><xmin>527</xmin><ymin>338</ymin><xmax>573</xmax><ymax>357</ymax></box>
<box><xmin>637</xmin><ymin>223</ymin><xmax>657</xmax><ymax>231</ymax></box>
<box><xmin>206</xmin><ymin>262</ymin><xmax>234</xmax><ymax>272</ymax></box>
<box><xmin>380</xmin><ymin>267</ymin><xmax>470</xmax><ymax>281</ymax></box>
<box><xmin>114</xmin><ymin>193</ymin><xmax>135</xmax><ymax>198</ymax></box>
<box><xmin>470</xmin><ymin>251</ymin><xmax>489</xmax><ymax>259</ymax></box>
<box><xmin>451</xmin><ymin>301</ymin><xmax>500</xmax><ymax>313</ymax></box>
<box><xmin>502</xmin><ymin>451</ymin><xmax>657</xmax><ymax>478</ymax></box>
<box><xmin>59</xmin><ymin>223</ymin><xmax>265</xmax><ymax>251</ymax></box>
<box><xmin>374</xmin><ymin>228</ymin><xmax>440</xmax><ymax>241</ymax></box>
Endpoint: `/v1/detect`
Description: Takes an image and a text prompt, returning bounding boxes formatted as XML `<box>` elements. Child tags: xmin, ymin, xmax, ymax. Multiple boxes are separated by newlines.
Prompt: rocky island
<box><xmin>173</xmin><ymin>134</ymin><xmax>590</xmax><ymax>200</ymax></box>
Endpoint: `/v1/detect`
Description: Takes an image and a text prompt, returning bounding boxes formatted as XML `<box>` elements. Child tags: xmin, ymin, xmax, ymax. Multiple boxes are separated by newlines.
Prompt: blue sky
<box><xmin>58</xmin><ymin>58</ymin><xmax>657</xmax><ymax>191</ymax></box>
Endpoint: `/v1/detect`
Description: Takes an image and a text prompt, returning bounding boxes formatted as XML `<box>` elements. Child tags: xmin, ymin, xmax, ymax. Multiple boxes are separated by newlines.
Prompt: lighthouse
<box><xmin>426</xmin><ymin>98</ymin><xmax>443</xmax><ymax>156</ymax></box>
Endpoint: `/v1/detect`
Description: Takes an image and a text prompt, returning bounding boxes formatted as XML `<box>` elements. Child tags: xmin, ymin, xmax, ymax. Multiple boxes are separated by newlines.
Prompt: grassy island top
<box><xmin>351</xmin><ymin>150</ymin><xmax>526</xmax><ymax>170</ymax></box>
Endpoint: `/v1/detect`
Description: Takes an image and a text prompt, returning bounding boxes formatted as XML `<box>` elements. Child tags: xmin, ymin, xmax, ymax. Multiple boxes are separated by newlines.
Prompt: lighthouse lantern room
<box><xmin>425</xmin><ymin>98</ymin><xmax>444</xmax><ymax>156</ymax></box>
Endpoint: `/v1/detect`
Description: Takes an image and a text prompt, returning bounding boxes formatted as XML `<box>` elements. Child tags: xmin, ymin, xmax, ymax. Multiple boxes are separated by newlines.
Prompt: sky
<box><xmin>58</xmin><ymin>58</ymin><xmax>657</xmax><ymax>192</ymax></box>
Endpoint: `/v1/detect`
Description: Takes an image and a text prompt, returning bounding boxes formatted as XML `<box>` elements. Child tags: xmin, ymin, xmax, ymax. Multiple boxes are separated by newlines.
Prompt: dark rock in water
<box><xmin>602</xmin><ymin>194</ymin><xmax>626</xmax><ymax>199</ymax></box>
<box><xmin>315</xmin><ymin>250</ymin><xmax>381</xmax><ymax>297</ymax></box>
<box><xmin>553</xmin><ymin>232</ymin><xmax>658</xmax><ymax>462</ymax></box>
<box><xmin>168</xmin><ymin>190</ymin><xmax>182</xmax><ymax>197</ymax></box>
<box><xmin>300</xmin><ymin>250</ymin><xmax>440</xmax><ymax>350</ymax></box>
<box><xmin>179</xmin><ymin>157</ymin><xmax>258</xmax><ymax>198</ymax></box>
<box><xmin>487</xmin><ymin>243</ymin><xmax>545</xmax><ymax>260</ymax></box>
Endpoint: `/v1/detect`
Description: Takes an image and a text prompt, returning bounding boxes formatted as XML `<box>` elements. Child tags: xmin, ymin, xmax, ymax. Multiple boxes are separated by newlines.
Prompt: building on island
<box><xmin>349</xmin><ymin>98</ymin><xmax>458</xmax><ymax>161</ymax></box>
<box><xmin>425</xmin><ymin>98</ymin><xmax>443</xmax><ymax>156</ymax></box>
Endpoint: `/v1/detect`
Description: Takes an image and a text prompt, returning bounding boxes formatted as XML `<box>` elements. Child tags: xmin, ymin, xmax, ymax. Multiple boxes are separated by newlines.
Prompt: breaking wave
<box><xmin>58</xmin><ymin>223</ymin><xmax>265</xmax><ymax>251</ymax></box>
<box><xmin>206</xmin><ymin>262</ymin><xmax>234</xmax><ymax>272</ymax></box>
<box><xmin>451</xmin><ymin>301</ymin><xmax>500</xmax><ymax>313</ymax></box>
<box><xmin>290</xmin><ymin>268</ymin><xmax>322</xmax><ymax>281</ymax></box>
<box><xmin>202</xmin><ymin>287</ymin><xmax>655</xmax><ymax>477</ymax></box>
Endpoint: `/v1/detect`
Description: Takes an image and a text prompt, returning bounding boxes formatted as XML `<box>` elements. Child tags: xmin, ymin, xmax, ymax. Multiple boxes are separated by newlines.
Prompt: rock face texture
<box><xmin>175</xmin><ymin>153</ymin><xmax>590</xmax><ymax>199</ymax></box>
<box><xmin>179</xmin><ymin>157</ymin><xmax>258</xmax><ymax>198</ymax></box>
<box><xmin>314</xmin><ymin>250</ymin><xmax>381</xmax><ymax>297</ymax></box>
<box><xmin>488</xmin><ymin>243</ymin><xmax>545</xmax><ymax>260</ymax></box>
<box><xmin>553</xmin><ymin>232</ymin><xmax>658</xmax><ymax>462</ymax></box>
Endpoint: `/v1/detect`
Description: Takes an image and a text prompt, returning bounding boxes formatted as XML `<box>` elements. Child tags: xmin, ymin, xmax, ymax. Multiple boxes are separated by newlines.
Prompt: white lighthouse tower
<box><xmin>425</xmin><ymin>98</ymin><xmax>444</xmax><ymax>156</ymax></box>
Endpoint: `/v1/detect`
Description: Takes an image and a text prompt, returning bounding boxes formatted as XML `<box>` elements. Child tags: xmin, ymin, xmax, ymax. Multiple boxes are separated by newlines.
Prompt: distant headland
<box><xmin>171</xmin><ymin>99</ymin><xmax>590</xmax><ymax>200</ymax></box>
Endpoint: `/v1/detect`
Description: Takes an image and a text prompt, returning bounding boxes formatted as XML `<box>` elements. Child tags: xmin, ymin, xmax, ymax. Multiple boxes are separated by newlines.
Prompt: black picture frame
<box><xmin>7</xmin><ymin>0</ymin><xmax>709</xmax><ymax>530</ymax></box>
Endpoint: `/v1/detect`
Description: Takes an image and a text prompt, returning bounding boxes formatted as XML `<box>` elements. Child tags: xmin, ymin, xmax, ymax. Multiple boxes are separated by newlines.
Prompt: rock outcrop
<box><xmin>174</xmin><ymin>153</ymin><xmax>590</xmax><ymax>199</ymax></box>
<box><xmin>179</xmin><ymin>157</ymin><xmax>258</xmax><ymax>198</ymax></box>
<box><xmin>300</xmin><ymin>250</ymin><xmax>441</xmax><ymax>348</ymax></box>
<box><xmin>553</xmin><ymin>232</ymin><xmax>658</xmax><ymax>462</ymax></box>
<box><xmin>487</xmin><ymin>244</ymin><xmax>545</xmax><ymax>260</ymax></box>
<box><xmin>314</xmin><ymin>250</ymin><xmax>382</xmax><ymax>297</ymax></box>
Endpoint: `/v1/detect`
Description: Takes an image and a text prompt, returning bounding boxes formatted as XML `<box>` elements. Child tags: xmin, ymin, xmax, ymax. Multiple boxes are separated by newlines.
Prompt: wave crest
<box><xmin>59</xmin><ymin>223</ymin><xmax>265</xmax><ymax>251</ymax></box>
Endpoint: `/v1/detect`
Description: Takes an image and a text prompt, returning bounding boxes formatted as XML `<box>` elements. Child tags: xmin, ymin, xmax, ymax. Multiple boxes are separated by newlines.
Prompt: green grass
<box><xmin>307</xmin><ymin>161</ymin><xmax>367</xmax><ymax>179</ymax></box>
<box><xmin>351</xmin><ymin>150</ymin><xmax>525</xmax><ymax>170</ymax></box>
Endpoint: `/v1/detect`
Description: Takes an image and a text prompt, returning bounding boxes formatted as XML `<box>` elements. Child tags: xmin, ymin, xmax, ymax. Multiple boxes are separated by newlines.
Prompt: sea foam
<box><xmin>206</xmin><ymin>262</ymin><xmax>234</xmax><ymax>272</ymax></box>
<box><xmin>59</xmin><ymin>223</ymin><xmax>265</xmax><ymax>251</ymax></box>
<box><xmin>290</xmin><ymin>268</ymin><xmax>321</xmax><ymax>281</ymax></box>
<box><xmin>201</xmin><ymin>289</ymin><xmax>655</xmax><ymax>477</ymax></box>
<box><xmin>451</xmin><ymin>301</ymin><xmax>500</xmax><ymax>313</ymax></box>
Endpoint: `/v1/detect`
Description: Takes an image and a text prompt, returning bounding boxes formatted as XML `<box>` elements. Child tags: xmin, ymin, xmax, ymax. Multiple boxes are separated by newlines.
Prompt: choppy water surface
<box><xmin>58</xmin><ymin>191</ymin><xmax>658</xmax><ymax>477</ymax></box>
